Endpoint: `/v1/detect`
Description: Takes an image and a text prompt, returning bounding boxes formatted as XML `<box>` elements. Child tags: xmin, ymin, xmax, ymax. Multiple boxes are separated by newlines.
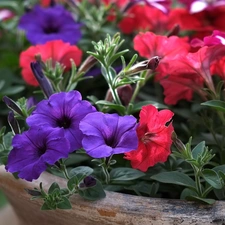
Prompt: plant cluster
<box><xmin>1</xmin><ymin>0</ymin><xmax>225</xmax><ymax>209</ymax></box>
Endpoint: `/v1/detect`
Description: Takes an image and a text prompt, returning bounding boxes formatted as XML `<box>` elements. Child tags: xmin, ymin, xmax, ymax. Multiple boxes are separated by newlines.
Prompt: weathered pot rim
<box><xmin>0</xmin><ymin>165</ymin><xmax>225</xmax><ymax>225</ymax></box>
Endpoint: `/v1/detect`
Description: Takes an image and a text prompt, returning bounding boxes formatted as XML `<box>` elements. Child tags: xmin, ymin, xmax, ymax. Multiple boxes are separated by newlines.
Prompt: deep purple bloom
<box><xmin>79</xmin><ymin>112</ymin><xmax>138</xmax><ymax>158</ymax></box>
<box><xmin>26</xmin><ymin>91</ymin><xmax>96</xmax><ymax>152</ymax></box>
<box><xmin>6</xmin><ymin>126</ymin><xmax>70</xmax><ymax>181</ymax></box>
<box><xmin>18</xmin><ymin>5</ymin><xmax>82</xmax><ymax>44</ymax></box>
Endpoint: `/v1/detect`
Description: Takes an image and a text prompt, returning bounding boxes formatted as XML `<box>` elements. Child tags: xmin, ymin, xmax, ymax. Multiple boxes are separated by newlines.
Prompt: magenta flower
<box><xmin>191</xmin><ymin>30</ymin><xmax>225</xmax><ymax>48</ymax></box>
<box><xmin>6</xmin><ymin>126</ymin><xmax>70</xmax><ymax>181</ymax></box>
<box><xmin>180</xmin><ymin>0</ymin><xmax>225</xmax><ymax>13</ymax></box>
<box><xmin>18</xmin><ymin>4</ymin><xmax>82</xmax><ymax>44</ymax></box>
<box><xmin>79</xmin><ymin>112</ymin><xmax>138</xmax><ymax>158</ymax></box>
<box><xmin>124</xmin><ymin>0</ymin><xmax>171</xmax><ymax>13</ymax></box>
<box><xmin>26</xmin><ymin>91</ymin><xmax>96</xmax><ymax>152</ymax></box>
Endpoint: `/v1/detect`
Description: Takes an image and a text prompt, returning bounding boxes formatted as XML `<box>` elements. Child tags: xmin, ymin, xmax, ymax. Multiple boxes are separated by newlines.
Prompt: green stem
<box><xmin>193</xmin><ymin>166</ymin><xmax>203</xmax><ymax>197</ymax></box>
<box><xmin>202</xmin><ymin>186</ymin><xmax>214</xmax><ymax>198</ymax></box>
<box><xmin>60</xmin><ymin>161</ymin><xmax>70</xmax><ymax>180</ymax></box>
<box><xmin>101</xmin><ymin>157</ymin><xmax>111</xmax><ymax>184</ymax></box>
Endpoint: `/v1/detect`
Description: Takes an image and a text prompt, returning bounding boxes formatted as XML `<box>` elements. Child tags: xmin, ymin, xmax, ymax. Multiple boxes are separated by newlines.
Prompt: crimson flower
<box><xmin>19</xmin><ymin>40</ymin><xmax>82</xmax><ymax>86</ymax></box>
<box><xmin>119</xmin><ymin>5</ymin><xmax>169</xmax><ymax>34</ymax></box>
<box><xmin>159</xmin><ymin>44</ymin><xmax>225</xmax><ymax>104</ymax></box>
<box><xmin>40</xmin><ymin>0</ymin><xmax>65</xmax><ymax>7</ymax></box>
<box><xmin>125</xmin><ymin>105</ymin><xmax>174</xmax><ymax>172</ymax></box>
<box><xmin>211</xmin><ymin>56</ymin><xmax>225</xmax><ymax>80</ymax></box>
<box><xmin>133</xmin><ymin>31</ymin><xmax>190</xmax><ymax>78</ymax></box>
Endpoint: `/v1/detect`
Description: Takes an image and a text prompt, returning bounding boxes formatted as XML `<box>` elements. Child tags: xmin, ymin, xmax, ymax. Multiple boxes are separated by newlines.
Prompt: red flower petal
<box><xmin>19</xmin><ymin>40</ymin><xmax>82</xmax><ymax>86</ymax></box>
<box><xmin>125</xmin><ymin>105</ymin><xmax>174</xmax><ymax>172</ymax></box>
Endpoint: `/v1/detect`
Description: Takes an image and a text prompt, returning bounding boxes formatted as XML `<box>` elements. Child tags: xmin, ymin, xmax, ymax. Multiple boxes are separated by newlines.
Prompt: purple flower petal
<box><xmin>6</xmin><ymin>126</ymin><xmax>70</xmax><ymax>181</ymax></box>
<box><xmin>18</xmin><ymin>5</ymin><xmax>82</xmax><ymax>44</ymax></box>
<box><xmin>79</xmin><ymin>112</ymin><xmax>138</xmax><ymax>158</ymax></box>
<box><xmin>26</xmin><ymin>91</ymin><xmax>96</xmax><ymax>152</ymax></box>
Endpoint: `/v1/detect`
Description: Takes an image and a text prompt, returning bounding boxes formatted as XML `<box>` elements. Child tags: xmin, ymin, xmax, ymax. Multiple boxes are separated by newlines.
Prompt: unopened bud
<box><xmin>172</xmin><ymin>132</ymin><xmax>186</xmax><ymax>152</ymax></box>
<box><xmin>167</xmin><ymin>24</ymin><xmax>180</xmax><ymax>37</ymax></box>
<box><xmin>77</xmin><ymin>56</ymin><xmax>97</xmax><ymax>75</ymax></box>
<box><xmin>125</xmin><ymin>56</ymin><xmax>161</xmax><ymax>76</ymax></box>
<box><xmin>30</xmin><ymin>61</ymin><xmax>54</xmax><ymax>98</ymax></box>
<box><xmin>3</xmin><ymin>96</ymin><xmax>23</xmax><ymax>116</ymax></box>
<box><xmin>8</xmin><ymin>111</ymin><xmax>20</xmax><ymax>135</ymax></box>
<box><xmin>105</xmin><ymin>84</ymin><xmax>133</xmax><ymax>106</ymax></box>
<box><xmin>79</xmin><ymin>176</ymin><xmax>97</xmax><ymax>189</ymax></box>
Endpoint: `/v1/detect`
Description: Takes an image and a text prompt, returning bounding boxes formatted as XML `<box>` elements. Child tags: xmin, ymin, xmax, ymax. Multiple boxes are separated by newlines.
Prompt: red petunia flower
<box><xmin>211</xmin><ymin>56</ymin><xmax>225</xmax><ymax>80</ymax></box>
<box><xmin>124</xmin><ymin>105</ymin><xmax>174</xmax><ymax>172</ymax></box>
<box><xmin>119</xmin><ymin>5</ymin><xmax>169</xmax><ymax>34</ymax></box>
<box><xmin>19</xmin><ymin>40</ymin><xmax>82</xmax><ymax>86</ymax></box>
<box><xmin>40</xmin><ymin>0</ymin><xmax>65</xmax><ymax>7</ymax></box>
<box><xmin>159</xmin><ymin>44</ymin><xmax>225</xmax><ymax>104</ymax></box>
<box><xmin>133</xmin><ymin>31</ymin><xmax>190</xmax><ymax>79</ymax></box>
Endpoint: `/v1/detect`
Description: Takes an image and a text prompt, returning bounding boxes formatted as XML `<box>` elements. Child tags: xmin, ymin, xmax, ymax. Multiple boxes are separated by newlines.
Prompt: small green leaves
<box><xmin>0</xmin><ymin>130</ymin><xmax>13</xmax><ymax>165</ymax></box>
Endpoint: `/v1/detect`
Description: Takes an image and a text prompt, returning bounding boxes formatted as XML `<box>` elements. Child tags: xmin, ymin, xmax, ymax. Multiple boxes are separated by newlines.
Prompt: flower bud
<box><xmin>105</xmin><ymin>84</ymin><xmax>133</xmax><ymax>106</ymax></box>
<box><xmin>79</xmin><ymin>176</ymin><xmax>97</xmax><ymax>189</ymax></box>
<box><xmin>172</xmin><ymin>132</ymin><xmax>186</xmax><ymax>152</ymax></box>
<box><xmin>30</xmin><ymin>61</ymin><xmax>54</xmax><ymax>98</ymax></box>
<box><xmin>2</xmin><ymin>96</ymin><xmax>23</xmax><ymax>116</ymax></box>
<box><xmin>125</xmin><ymin>56</ymin><xmax>161</xmax><ymax>76</ymax></box>
<box><xmin>8</xmin><ymin>111</ymin><xmax>20</xmax><ymax>135</ymax></box>
<box><xmin>77</xmin><ymin>55</ymin><xmax>98</xmax><ymax>75</ymax></box>
<box><xmin>167</xmin><ymin>24</ymin><xmax>180</xmax><ymax>37</ymax></box>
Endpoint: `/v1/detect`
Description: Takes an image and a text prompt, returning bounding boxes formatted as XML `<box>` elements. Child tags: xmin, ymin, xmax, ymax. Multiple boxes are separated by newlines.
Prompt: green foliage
<box><xmin>0</xmin><ymin>128</ymin><xmax>13</xmax><ymax>165</ymax></box>
<box><xmin>110</xmin><ymin>167</ymin><xmax>145</xmax><ymax>182</ymax></box>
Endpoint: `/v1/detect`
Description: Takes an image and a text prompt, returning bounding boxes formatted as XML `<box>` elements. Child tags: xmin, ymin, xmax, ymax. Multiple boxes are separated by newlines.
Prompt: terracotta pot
<box><xmin>0</xmin><ymin>165</ymin><xmax>225</xmax><ymax>225</ymax></box>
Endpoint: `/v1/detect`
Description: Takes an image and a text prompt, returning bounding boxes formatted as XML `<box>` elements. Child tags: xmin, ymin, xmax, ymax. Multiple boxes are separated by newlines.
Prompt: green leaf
<box><xmin>67</xmin><ymin>176</ymin><xmax>79</xmax><ymax>191</ymax></box>
<box><xmin>213</xmin><ymin>165</ymin><xmax>225</xmax><ymax>173</ymax></box>
<box><xmin>151</xmin><ymin>171</ymin><xmax>196</xmax><ymax>189</ymax></box>
<box><xmin>2</xmin><ymin>86</ymin><xmax>25</xmax><ymax>95</ymax></box>
<box><xmin>48</xmin><ymin>182</ymin><xmax>60</xmax><ymax>194</ymax></box>
<box><xmin>78</xmin><ymin>180</ymin><xmax>106</xmax><ymax>201</ymax></box>
<box><xmin>95</xmin><ymin>100</ymin><xmax>126</xmax><ymax>114</ymax></box>
<box><xmin>132</xmin><ymin>101</ymin><xmax>167</xmax><ymax>113</ymax></box>
<box><xmin>69</xmin><ymin>166</ymin><xmax>93</xmax><ymax>177</ymax></box>
<box><xmin>192</xmin><ymin>141</ymin><xmax>205</xmax><ymax>160</ymax></box>
<box><xmin>57</xmin><ymin>197</ymin><xmax>72</xmax><ymax>210</ymax></box>
<box><xmin>180</xmin><ymin>188</ymin><xmax>197</xmax><ymax>200</ymax></box>
<box><xmin>185</xmin><ymin>195</ymin><xmax>216</xmax><ymax>205</ymax></box>
<box><xmin>41</xmin><ymin>202</ymin><xmax>52</xmax><ymax>210</ymax></box>
<box><xmin>110</xmin><ymin>167</ymin><xmax>145</xmax><ymax>181</ymax></box>
<box><xmin>126</xmin><ymin>181</ymin><xmax>159</xmax><ymax>196</ymax></box>
<box><xmin>201</xmin><ymin>100</ymin><xmax>225</xmax><ymax>113</ymax></box>
<box><xmin>202</xmin><ymin>169</ymin><xmax>223</xmax><ymax>189</ymax></box>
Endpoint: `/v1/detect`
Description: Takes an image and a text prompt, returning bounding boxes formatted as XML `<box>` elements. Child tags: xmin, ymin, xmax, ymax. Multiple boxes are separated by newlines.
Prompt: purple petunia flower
<box><xmin>18</xmin><ymin>5</ymin><xmax>82</xmax><ymax>45</ymax></box>
<box><xmin>6</xmin><ymin>126</ymin><xmax>70</xmax><ymax>181</ymax></box>
<box><xmin>26</xmin><ymin>91</ymin><xmax>96</xmax><ymax>152</ymax></box>
<box><xmin>79</xmin><ymin>112</ymin><xmax>138</xmax><ymax>158</ymax></box>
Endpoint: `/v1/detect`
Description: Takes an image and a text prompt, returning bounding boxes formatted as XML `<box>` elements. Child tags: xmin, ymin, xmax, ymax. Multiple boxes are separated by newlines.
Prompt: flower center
<box><xmin>105</xmin><ymin>137</ymin><xmax>116</xmax><ymax>148</ymax></box>
<box><xmin>56</xmin><ymin>116</ymin><xmax>71</xmax><ymax>129</ymax></box>
<box><xmin>37</xmin><ymin>144</ymin><xmax>47</xmax><ymax>157</ymax></box>
<box><xmin>141</xmin><ymin>132</ymin><xmax>155</xmax><ymax>144</ymax></box>
<box><xmin>43</xmin><ymin>25</ymin><xmax>59</xmax><ymax>34</ymax></box>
